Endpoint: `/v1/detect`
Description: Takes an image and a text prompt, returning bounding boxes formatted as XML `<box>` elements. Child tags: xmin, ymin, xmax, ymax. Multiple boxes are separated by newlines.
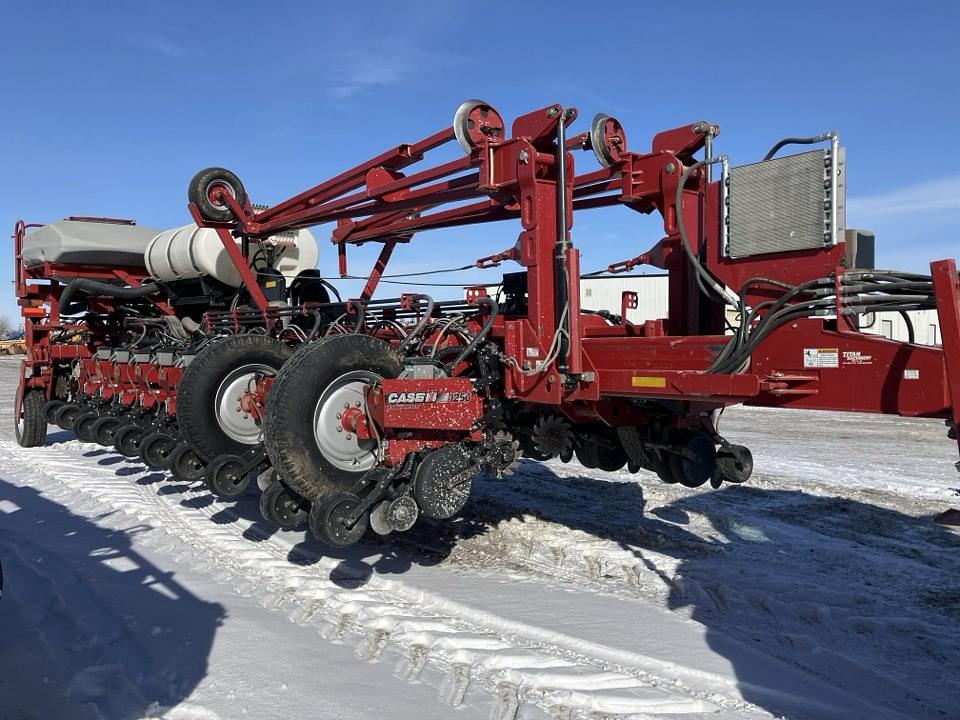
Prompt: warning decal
<box><xmin>803</xmin><ymin>347</ymin><xmax>839</xmax><ymax>369</ymax></box>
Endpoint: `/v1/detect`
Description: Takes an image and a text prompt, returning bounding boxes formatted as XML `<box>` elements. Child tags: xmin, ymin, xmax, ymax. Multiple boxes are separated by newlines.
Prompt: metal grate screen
<box><xmin>726</xmin><ymin>149</ymin><xmax>836</xmax><ymax>258</ymax></box>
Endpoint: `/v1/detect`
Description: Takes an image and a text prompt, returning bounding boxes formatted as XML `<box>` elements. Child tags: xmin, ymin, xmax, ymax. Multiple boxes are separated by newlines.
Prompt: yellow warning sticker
<box><xmin>631</xmin><ymin>376</ymin><xmax>667</xmax><ymax>388</ymax></box>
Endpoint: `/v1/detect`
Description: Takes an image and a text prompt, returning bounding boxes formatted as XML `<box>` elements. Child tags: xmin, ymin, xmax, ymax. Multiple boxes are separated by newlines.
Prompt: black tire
<box><xmin>91</xmin><ymin>416</ymin><xmax>121</xmax><ymax>446</ymax></box>
<box><xmin>74</xmin><ymin>411</ymin><xmax>100</xmax><ymax>443</ymax></box>
<box><xmin>188</xmin><ymin>167</ymin><xmax>247</xmax><ymax>223</ymax></box>
<box><xmin>668</xmin><ymin>432</ymin><xmax>717</xmax><ymax>488</ymax></box>
<box><xmin>42</xmin><ymin>399</ymin><xmax>65</xmax><ymax>424</ymax></box>
<box><xmin>309</xmin><ymin>492</ymin><xmax>368</xmax><ymax>547</ymax></box>
<box><xmin>139</xmin><ymin>431</ymin><xmax>177</xmax><ymax>469</ymax></box>
<box><xmin>574</xmin><ymin>443</ymin><xmax>598</xmax><ymax>469</ymax></box>
<box><xmin>16</xmin><ymin>389</ymin><xmax>47</xmax><ymax>447</ymax></box>
<box><xmin>168</xmin><ymin>444</ymin><xmax>206</xmax><ymax>483</ymax></box>
<box><xmin>264</xmin><ymin>335</ymin><xmax>401</xmax><ymax>501</ymax></box>
<box><xmin>55</xmin><ymin>403</ymin><xmax>83</xmax><ymax>432</ymax></box>
<box><xmin>652</xmin><ymin>450</ymin><xmax>678</xmax><ymax>484</ymax></box>
<box><xmin>260</xmin><ymin>481</ymin><xmax>309</xmax><ymax>530</ymax></box>
<box><xmin>717</xmin><ymin>444</ymin><xmax>753</xmax><ymax>484</ymax></box>
<box><xmin>204</xmin><ymin>455</ymin><xmax>249</xmax><ymax>498</ymax></box>
<box><xmin>114</xmin><ymin>424</ymin><xmax>144</xmax><ymax>457</ymax></box>
<box><xmin>177</xmin><ymin>335</ymin><xmax>292</xmax><ymax>462</ymax></box>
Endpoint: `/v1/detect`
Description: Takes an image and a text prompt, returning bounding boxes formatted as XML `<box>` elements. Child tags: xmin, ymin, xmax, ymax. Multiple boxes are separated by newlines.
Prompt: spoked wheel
<box><xmin>55</xmin><ymin>403</ymin><xmax>83</xmax><ymax>432</ymax></box>
<box><xmin>264</xmin><ymin>335</ymin><xmax>401</xmax><ymax>502</ymax></box>
<box><xmin>176</xmin><ymin>335</ymin><xmax>291</xmax><ymax>463</ymax></box>
<box><xmin>16</xmin><ymin>388</ymin><xmax>47</xmax><ymax>448</ymax></box>
<box><xmin>168</xmin><ymin>444</ymin><xmax>206</xmax><ymax>483</ymax></box>
<box><xmin>309</xmin><ymin>492</ymin><xmax>368</xmax><ymax>547</ymax></box>
<box><xmin>74</xmin><ymin>411</ymin><xmax>100</xmax><ymax>443</ymax></box>
<box><xmin>260</xmin><ymin>480</ymin><xmax>309</xmax><ymax>530</ymax></box>
<box><xmin>113</xmin><ymin>424</ymin><xmax>144</xmax><ymax>458</ymax></box>
<box><xmin>91</xmin><ymin>416</ymin><xmax>121</xmax><ymax>446</ymax></box>
<box><xmin>204</xmin><ymin>454</ymin><xmax>249</xmax><ymax>498</ymax></box>
<box><xmin>139</xmin><ymin>431</ymin><xmax>177</xmax><ymax>469</ymax></box>
<box><xmin>188</xmin><ymin>167</ymin><xmax>247</xmax><ymax>223</ymax></box>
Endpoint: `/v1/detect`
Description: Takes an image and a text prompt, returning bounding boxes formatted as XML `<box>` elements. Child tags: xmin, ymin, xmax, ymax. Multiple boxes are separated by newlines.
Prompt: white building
<box><xmin>489</xmin><ymin>275</ymin><xmax>941</xmax><ymax>346</ymax></box>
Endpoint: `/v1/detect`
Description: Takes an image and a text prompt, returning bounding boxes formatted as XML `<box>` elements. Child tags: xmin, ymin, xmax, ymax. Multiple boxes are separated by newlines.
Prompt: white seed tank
<box><xmin>144</xmin><ymin>224</ymin><xmax>319</xmax><ymax>288</ymax></box>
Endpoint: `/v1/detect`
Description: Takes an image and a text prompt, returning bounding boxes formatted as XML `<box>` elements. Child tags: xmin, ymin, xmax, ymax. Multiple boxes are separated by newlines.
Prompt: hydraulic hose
<box><xmin>446</xmin><ymin>296</ymin><xmax>498</xmax><ymax>371</ymax></box>
<box><xmin>675</xmin><ymin>159</ymin><xmax>740</xmax><ymax>308</ymax></box>
<box><xmin>395</xmin><ymin>294</ymin><xmax>435</xmax><ymax>355</ymax></box>
<box><xmin>762</xmin><ymin>131</ymin><xmax>836</xmax><ymax>161</ymax></box>
<box><xmin>59</xmin><ymin>278</ymin><xmax>160</xmax><ymax>314</ymax></box>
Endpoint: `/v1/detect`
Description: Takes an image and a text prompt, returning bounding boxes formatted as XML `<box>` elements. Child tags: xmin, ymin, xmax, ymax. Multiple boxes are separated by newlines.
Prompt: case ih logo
<box><xmin>386</xmin><ymin>391</ymin><xmax>472</xmax><ymax>404</ymax></box>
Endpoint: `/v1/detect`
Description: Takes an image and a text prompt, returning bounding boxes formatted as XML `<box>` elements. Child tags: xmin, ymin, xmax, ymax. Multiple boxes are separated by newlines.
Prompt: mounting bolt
<box><xmin>242</xmin><ymin>413</ymin><xmax>249</xmax><ymax>419</ymax></box>
<box><xmin>665</xmin><ymin>162</ymin><xmax>676</xmax><ymax>174</ymax></box>
<box><xmin>235</xmin><ymin>406</ymin><xmax>241</xmax><ymax>412</ymax></box>
<box><xmin>235</xmin><ymin>395</ymin><xmax>241</xmax><ymax>401</ymax></box>
<box><xmin>336</xmin><ymin>426</ymin><xmax>342</xmax><ymax>432</ymax></box>
<box><xmin>518</xmin><ymin>150</ymin><xmax>529</xmax><ymax>164</ymax></box>
<box><xmin>336</xmin><ymin>413</ymin><xmax>342</xmax><ymax>419</ymax></box>
<box><xmin>344</xmin><ymin>403</ymin><xmax>350</xmax><ymax>409</ymax></box>
<box><xmin>355</xmin><ymin>401</ymin><xmax>361</xmax><ymax>407</ymax></box>
<box><xmin>547</xmin><ymin>107</ymin><xmax>558</xmax><ymax>117</ymax></box>
<box><xmin>345</xmin><ymin>434</ymin><xmax>352</xmax><ymax>440</ymax></box>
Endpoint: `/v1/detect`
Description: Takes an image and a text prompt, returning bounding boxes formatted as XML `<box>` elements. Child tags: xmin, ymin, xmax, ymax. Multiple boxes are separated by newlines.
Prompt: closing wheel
<box><xmin>260</xmin><ymin>481</ymin><xmax>309</xmax><ymax>530</ymax></box>
<box><xmin>16</xmin><ymin>388</ymin><xmax>47</xmax><ymax>448</ymax></box>
<box><xmin>264</xmin><ymin>335</ymin><xmax>401</xmax><ymax>501</ymax></box>
<box><xmin>55</xmin><ymin>403</ymin><xmax>83</xmax><ymax>432</ymax></box>
<box><xmin>139</xmin><ymin>431</ymin><xmax>177</xmax><ymax>469</ymax></box>
<box><xmin>717</xmin><ymin>444</ymin><xmax>753</xmax><ymax>484</ymax></box>
<box><xmin>42</xmin><ymin>399</ymin><xmax>65</xmax><ymax>424</ymax></box>
<box><xmin>113</xmin><ymin>424</ymin><xmax>144</xmax><ymax>457</ymax></box>
<box><xmin>668</xmin><ymin>432</ymin><xmax>717</xmax><ymax>488</ymax></box>
<box><xmin>177</xmin><ymin>335</ymin><xmax>291</xmax><ymax>462</ymax></box>
<box><xmin>74</xmin><ymin>411</ymin><xmax>100</xmax><ymax>443</ymax></box>
<box><xmin>168</xmin><ymin>444</ymin><xmax>206</xmax><ymax>483</ymax></box>
<box><xmin>91</xmin><ymin>416</ymin><xmax>121</xmax><ymax>446</ymax></box>
<box><xmin>188</xmin><ymin>167</ymin><xmax>247</xmax><ymax>223</ymax></box>
<box><xmin>453</xmin><ymin>99</ymin><xmax>505</xmax><ymax>154</ymax></box>
<box><xmin>309</xmin><ymin>492</ymin><xmax>368</xmax><ymax>547</ymax></box>
<box><xmin>204</xmin><ymin>454</ymin><xmax>249</xmax><ymax>498</ymax></box>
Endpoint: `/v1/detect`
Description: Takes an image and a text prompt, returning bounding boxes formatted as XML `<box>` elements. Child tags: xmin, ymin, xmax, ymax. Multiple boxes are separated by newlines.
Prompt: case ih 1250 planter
<box><xmin>15</xmin><ymin>99</ymin><xmax>960</xmax><ymax>543</ymax></box>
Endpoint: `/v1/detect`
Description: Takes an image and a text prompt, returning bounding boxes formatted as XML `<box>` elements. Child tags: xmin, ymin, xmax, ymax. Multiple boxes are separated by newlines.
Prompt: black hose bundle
<box><xmin>58</xmin><ymin>278</ymin><xmax>160</xmax><ymax>315</ymax></box>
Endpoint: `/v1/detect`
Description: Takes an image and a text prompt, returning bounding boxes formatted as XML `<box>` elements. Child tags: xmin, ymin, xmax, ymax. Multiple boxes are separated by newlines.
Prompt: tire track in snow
<box><xmin>1</xmin><ymin>438</ymin><xmax>755</xmax><ymax>720</ymax></box>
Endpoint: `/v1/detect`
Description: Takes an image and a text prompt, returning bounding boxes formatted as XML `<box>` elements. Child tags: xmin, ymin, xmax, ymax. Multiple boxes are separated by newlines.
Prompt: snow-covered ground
<box><xmin>0</xmin><ymin>355</ymin><xmax>958</xmax><ymax>720</ymax></box>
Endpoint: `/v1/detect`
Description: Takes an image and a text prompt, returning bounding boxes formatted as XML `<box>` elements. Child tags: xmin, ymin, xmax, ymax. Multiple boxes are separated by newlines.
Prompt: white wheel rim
<box><xmin>214</xmin><ymin>363</ymin><xmax>274</xmax><ymax>444</ymax></box>
<box><xmin>312</xmin><ymin>370</ymin><xmax>380</xmax><ymax>473</ymax></box>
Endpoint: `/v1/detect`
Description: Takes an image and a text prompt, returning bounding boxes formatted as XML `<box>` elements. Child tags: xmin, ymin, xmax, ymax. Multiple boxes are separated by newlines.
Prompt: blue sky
<box><xmin>1</xmin><ymin>1</ymin><xmax>958</xmax><ymax>321</ymax></box>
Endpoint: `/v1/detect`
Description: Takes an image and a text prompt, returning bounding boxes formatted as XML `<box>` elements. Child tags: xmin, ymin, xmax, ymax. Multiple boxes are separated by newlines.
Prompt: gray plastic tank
<box><xmin>22</xmin><ymin>218</ymin><xmax>158</xmax><ymax>269</ymax></box>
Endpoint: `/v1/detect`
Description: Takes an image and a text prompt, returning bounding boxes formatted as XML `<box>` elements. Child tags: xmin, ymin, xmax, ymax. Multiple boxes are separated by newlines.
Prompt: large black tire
<box><xmin>264</xmin><ymin>335</ymin><xmax>401</xmax><ymax>501</ymax></box>
<box><xmin>177</xmin><ymin>335</ymin><xmax>291</xmax><ymax>462</ymax></box>
<box><xmin>188</xmin><ymin>167</ymin><xmax>247</xmax><ymax>223</ymax></box>
<box><xmin>16</xmin><ymin>389</ymin><xmax>46</xmax><ymax>447</ymax></box>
